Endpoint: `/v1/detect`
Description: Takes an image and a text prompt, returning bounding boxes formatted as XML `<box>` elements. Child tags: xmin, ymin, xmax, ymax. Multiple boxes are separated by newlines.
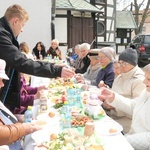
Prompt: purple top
<box><xmin>20</xmin><ymin>76</ymin><xmax>37</xmax><ymax>106</ymax></box>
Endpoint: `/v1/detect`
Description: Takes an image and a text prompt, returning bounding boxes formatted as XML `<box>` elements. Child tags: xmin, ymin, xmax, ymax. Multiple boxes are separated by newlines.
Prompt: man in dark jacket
<box><xmin>0</xmin><ymin>4</ymin><xmax>74</xmax><ymax>111</ymax></box>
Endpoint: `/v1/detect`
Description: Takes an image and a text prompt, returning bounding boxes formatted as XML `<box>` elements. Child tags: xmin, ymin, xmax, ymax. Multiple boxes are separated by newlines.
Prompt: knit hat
<box><xmin>0</xmin><ymin>59</ymin><xmax>9</xmax><ymax>80</ymax></box>
<box><xmin>119</xmin><ymin>48</ymin><xmax>138</xmax><ymax>66</ymax></box>
<box><xmin>99</xmin><ymin>47</ymin><xmax>116</xmax><ymax>61</ymax></box>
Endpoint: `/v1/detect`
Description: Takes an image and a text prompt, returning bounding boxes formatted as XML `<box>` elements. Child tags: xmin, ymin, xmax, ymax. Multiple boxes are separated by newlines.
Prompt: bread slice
<box><xmin>86</xmin><ymin>145</ymin><xmax>104</xmax><ymax>150</ymax></box>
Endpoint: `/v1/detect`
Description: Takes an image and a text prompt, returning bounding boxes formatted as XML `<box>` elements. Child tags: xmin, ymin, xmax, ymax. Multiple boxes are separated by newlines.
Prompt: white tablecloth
<box><xmin>30</xmin><ymin>76</ymin><xmax>50</xmax><ymax>87</ymax></box>
<box><xmin>24</xmin><ymin>127</ymin><xmax>134</xmax><ymax>150</ymax></box>
<box><xmin>24</xmin><ymin>77</ymin><xmax>134</xmax><ymax>150</ymax></box>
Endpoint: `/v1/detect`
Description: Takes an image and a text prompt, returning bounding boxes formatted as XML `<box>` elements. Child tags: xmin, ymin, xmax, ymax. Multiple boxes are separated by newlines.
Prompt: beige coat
<box><xmin>110</xmin><ymin>66</ymin><xmax>145</xmax><ymax>133</ymax></box>
<box><xmin>110</xmin><ymin>90</ymin><xmax>150</xmax><ymax>150</ymax></box>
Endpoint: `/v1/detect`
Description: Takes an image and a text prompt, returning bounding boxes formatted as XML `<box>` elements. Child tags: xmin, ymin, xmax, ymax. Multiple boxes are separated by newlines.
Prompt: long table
<box><xmin>23</xmin><ymin>76</ymin><xmax>134</xmax><ymax>150</ymax></box>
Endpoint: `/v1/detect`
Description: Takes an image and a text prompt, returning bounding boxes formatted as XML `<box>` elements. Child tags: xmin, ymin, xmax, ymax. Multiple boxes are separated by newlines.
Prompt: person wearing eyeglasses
<box><xmin>113</xmin><ymin>59</ymin><xmax>121</xmax><ymax>78</ymax></box>
<box><xmin>99</xmin><ymin>63</ymin><xmax>150</xmax><ymax>150</ymax></box>
<box><xmin>96</xmin><ymin>47</ymin><xmax>116</xmax><ymax>88</ymax></box>
<box><xmin>75</xmin><ymin>49</ymin><xmax>101</xmax><ymax>83</ymax></box>
<box><xmin>80</xmin><ymin>47</ymin><xmax>116</xmax><ymax>91</ymax></box>
<box><xmin>102</xmin><ymin>48</ymin><xmax>145</xmax><ymax>133</ymax></box>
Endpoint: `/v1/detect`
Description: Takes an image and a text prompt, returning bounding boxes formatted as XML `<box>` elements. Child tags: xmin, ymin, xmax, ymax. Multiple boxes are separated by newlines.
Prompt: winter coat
<box><xmin>83</xmin><ymin>63</ymin><xmax>101</xmax><ymax>81</ymax></box>
<box><xmin>110</xmin><ymin>66</ymin><xmax>145</xmax><ymax>133</ymax></box>
<box><xmin>0</xmin><ymin>16</ymin><xmax>62</xmax><ymax>111</ymax></box>
<box><xmin>46</xmin><ymin>47</ymin><xmax>62</xmax><ymax>60</ymax></box>
<box><xmin>93</xmin><ymin>62</ymin><xmax>115</xmax><ymax>88</ymax></box>
<box><xmin>74</xmin><ymin>55</ymin><xmax>90</xmax><ymax>74</ymax></box>
<box><xmin>109</xmin><ymin>90</ymin><xmax>150</xmax><ymax>150</ymax></box>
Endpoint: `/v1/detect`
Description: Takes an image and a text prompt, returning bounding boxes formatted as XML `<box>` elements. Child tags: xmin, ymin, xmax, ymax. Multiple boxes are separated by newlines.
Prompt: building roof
<box><xmin>56</xmin><ymin>0</ymin><xmax>102</xmax><ymax>13</ymax></box>
<box><xmin>116</xmin><ymin>11</ymin><xmax>137</xmax><ymax>29</ymax></box>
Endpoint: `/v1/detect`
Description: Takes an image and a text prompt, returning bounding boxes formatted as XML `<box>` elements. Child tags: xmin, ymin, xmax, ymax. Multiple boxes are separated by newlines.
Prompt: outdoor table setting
<box><xmin>24</xmin><ymin>77</ymin><xmax>134</xmax><ymax>150</ymax></box>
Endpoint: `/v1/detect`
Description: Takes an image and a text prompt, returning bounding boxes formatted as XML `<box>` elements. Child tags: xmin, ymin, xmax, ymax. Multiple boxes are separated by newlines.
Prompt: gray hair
<box><xmin>51</xmin><ymin>39</ymin><xmax>59</xmax><ymax>45</ymax></box>
<box><xmin>143</xmin><ymin>64</ymin><xmax>150</xmax><ymax>74</ymax></box>
<box><xmin>74</xmin><ymin>44</ymin><xmax>81</xmax><ymax>51</ymax></box>
<box><xmin>80</xmin><ymin>43</ymin><xmax>90</xmax><ymax>51</ymax></box>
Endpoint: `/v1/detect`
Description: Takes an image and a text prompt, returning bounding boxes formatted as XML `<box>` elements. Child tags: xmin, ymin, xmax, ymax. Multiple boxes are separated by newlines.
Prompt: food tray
<box><xmin>71</xmin><ymin>115</ymin><xmax>93</xmax><ymax>127</ymax></box>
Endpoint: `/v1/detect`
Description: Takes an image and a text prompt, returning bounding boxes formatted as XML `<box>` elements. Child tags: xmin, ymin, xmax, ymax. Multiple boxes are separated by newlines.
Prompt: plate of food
<box><xmin>71</xmin><ymin>115</ymin><xmax>93</xmax><ymax>127</ymax></box>
<box><xmin>32</xmin><ymin>126</ymin><xmax>60</xmax><ymax>145</ymax></box>
<box><xmin>33</xmin><ymin>128</ymin><xmax>104</xmax><ymax>150</ymax></box>
<box><xmin>71</xmin><ymin>107</ymin><xmax>82</xmax><ymax>114</ymax></box>
<box><xmin>94</xmin><ymin>117</ymin><xmax>123</xmax><ymax>136</ymax></box>
<box><xmin>36</xmin><ymin>109</ymin><xmax>60</xmax><ymax>126</ymax></box>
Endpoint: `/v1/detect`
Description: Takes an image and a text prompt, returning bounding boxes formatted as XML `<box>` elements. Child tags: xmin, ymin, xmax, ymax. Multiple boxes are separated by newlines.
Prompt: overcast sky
<box><xmin>117</xmin><ymin>0</ymin><xmax>148</xmax><ymax>10</ymax></box>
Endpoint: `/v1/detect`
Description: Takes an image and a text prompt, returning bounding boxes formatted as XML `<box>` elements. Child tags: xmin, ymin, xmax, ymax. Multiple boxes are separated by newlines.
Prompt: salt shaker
<box><xmin>84</xmin><ymin>121</ymin><xmax>94</xmax><ymax>137</ymax></box>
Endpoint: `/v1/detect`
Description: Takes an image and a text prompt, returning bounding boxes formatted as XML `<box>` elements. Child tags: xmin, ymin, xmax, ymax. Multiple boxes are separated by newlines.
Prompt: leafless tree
<box><xmin>117</xmin><ymin>0</ymin><xmax>150</xmax><ymax>35</ymax></box>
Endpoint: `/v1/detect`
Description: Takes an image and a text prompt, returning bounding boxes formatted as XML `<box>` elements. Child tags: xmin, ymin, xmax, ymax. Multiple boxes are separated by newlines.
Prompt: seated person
<box><xmin>20</xmin><ymin>42</ymin><xmax>34</xmax><ymax>85</ymax></box>
<box><xmin>46</xmin><ymin>39</ymin><xmax>62</xmax><ymax>60</ymax></box>
<box><xmin>103</xmin><ymin>48</ymin><xmax>145</xmax><ymax>133</ymax></box>
<box><xmin>75</xmin><ymin>49</ymin><xmax>101</xmax><ymax>82</ymax></box>
<box><xmin>82</xmin><ymin>47</ymin><xmax>116</xmax><ymax>89</ymax></box>
<box><xmin>32</xmin><ymin>41</ymin><xmax>46</xmax><ymax>60</ymax></box>
<box><xmin>0</xmin><ymin>59</ymin><xmax>41</xmax><ymax>149</ymax></box>
<box><xmin>67</xmin><ymin>44</ymin><xmax>81</xmax><ymax>65</ymax></box>
<box><xmin>20</xmin><ymin>42</ymin><xmax>34</xmax><ymax>60</ymax></box>
<box><xmin>72</xmin><ymin>43</ymin><xmax>91</xmax><ymax>74</ymax></box>
<box><xmin>71</xmin><ymin>44</ymin><xmax>80</xmax><ymax>61</ymax></box>
<box><xmin>113</xmin><ymin>58</ymin><xmax>121</xmax><ymax>78</ymax></box>
<box><xmin>99</xmin><ymin>63</ymin><xmax>150</xmax><ymax>150</ymax></box>
<box><xmin>14</xmin><ymin>73</ymin><xmax>47</xmax><ymax>114</ymax></box>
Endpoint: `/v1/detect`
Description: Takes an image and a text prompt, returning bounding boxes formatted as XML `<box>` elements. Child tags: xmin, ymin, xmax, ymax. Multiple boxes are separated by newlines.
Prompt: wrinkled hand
<box><xmin>34</xmin><ymin>86</ymin><xmax>47</xmax><ymax>100</ymax></box>
<box><xmin>81</xmin><ymin>84</ymin><xmax>89</xmax><ymax>91</ymax></box>
<box><xmin>102</xmin><ymin>101</ymin><xmax>115</xmax><ymax>110</ymax></box>
<box><xmin>77</xmin><ymin>79</ymin><xmax>84</xmax><ymax>84</ymax></box>
<box><xmin>74</xmin><ymin>74</ymin><xmax>83</xmax><ymax>81</ymax></box>
<box><xmin>61</xmin><ymin>67</ymin><xmax>75</xmax><ymax>78</ymax></box>
<box><xmin>23</xmin><ymin>122</ymin><xmax>42</xmax><ymax>135</ymax></box>
<box><xmin>98</xmin><ymin>81</ymin><xmax>109</xmax><ymax>88</ymax></box>
<box><xmin>98</xmin><ymin>87</ymin><xmax>115</xmax><ymax>103</ymax></box>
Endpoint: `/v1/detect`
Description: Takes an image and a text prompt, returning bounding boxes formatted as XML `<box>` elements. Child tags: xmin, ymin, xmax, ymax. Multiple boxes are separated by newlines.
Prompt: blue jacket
<box><xmin>93</xmin><ymin>62</ymin><xmax>115</xmax><ymax>88</ymax></box>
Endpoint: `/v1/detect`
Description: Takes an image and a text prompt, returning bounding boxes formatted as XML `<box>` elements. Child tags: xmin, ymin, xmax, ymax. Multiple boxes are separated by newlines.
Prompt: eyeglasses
<box><xmin>118</xmin><ymin>61</ymin><xmax>128</xmax><ymax>67</ymax></box>
<box><xmin>98</xmin><ymin>56</ymin><xmax>106</xmax><ymax>60</ymax></box>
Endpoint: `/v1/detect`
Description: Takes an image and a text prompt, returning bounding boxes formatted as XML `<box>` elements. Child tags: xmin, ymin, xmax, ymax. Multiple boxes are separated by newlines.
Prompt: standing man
<box><xmin>0</xmin><ymin>4</ymin><xmax>74</xmax><ymax>111</ymax></box>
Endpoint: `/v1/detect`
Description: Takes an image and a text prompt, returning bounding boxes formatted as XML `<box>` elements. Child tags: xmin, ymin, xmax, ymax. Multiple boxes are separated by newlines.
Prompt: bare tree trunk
<box><xmin>134</xmin><ymin>0</ymin><xmax>140</xmax><ymax>35</ymax></box>
<box><xmin>137</xmin><ymin>0</ymin><xmax>150</xmax><ymax>34</ymax></box>
<box><xmin>117</xmin><ymin>0</ymin><xmax>150</xmax><ymax>35</ymax></box>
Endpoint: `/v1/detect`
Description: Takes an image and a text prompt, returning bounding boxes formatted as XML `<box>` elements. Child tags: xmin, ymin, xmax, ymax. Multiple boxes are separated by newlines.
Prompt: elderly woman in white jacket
<box><xmin>99</xmin><ymin>64</ymin><xmax>150</xmax><ymax>150</ymax></box>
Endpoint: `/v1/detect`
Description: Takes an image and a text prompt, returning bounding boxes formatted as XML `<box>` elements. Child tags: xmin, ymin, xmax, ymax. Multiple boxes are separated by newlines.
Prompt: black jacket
<box><xmin>0</xmin><ymin>17</ymin><xmax>62</xmax><ymax>111</ymax></box>
<box><xmin>75</xmin><ymin>55</ymin><xmax>90</xmax><ymax>74</ymax></box>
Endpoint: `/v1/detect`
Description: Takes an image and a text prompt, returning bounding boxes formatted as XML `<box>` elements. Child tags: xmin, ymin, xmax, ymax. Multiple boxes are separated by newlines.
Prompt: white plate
<box><xmin>32</xmin><ymin>126</ymin><xmax>60</xmax><ymax>144</ymax></box>
<box><xmin>31</xmin><ymin>130</ymin><xmax>50</xmax><ymax>144</ymax></box>
<box><xmin>94</xmin><ymin>117</ymin><xmax>123</xmax><ymax>136</ymax></box>
<box><xmin>36</xmin><ymin>110</ymin><xmax>60</xmax><ymax>127</ymax></box>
